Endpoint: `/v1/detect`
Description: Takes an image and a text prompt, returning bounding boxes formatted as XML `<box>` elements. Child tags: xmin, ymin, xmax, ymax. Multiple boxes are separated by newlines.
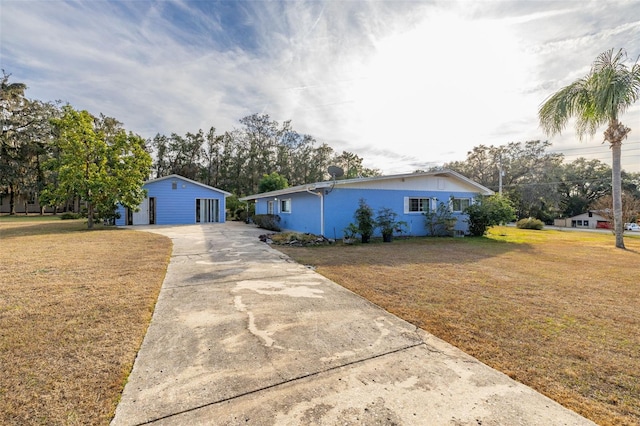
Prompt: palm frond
<box><xmin>588</xmin><ymin>50</ymin><xmax>639</xmax><ymax>121</ymax></box>
<box><xmin>539</xmin><ymin>48</ymin><xmax>640</xmax><ymax>140</ymax></box>
<box><xmin>592</xmin><ymin>48</ymin><xmax>625</xmax><ymax>73</ymax></box>
<box><xmin>538</xmin><ymin>78</ymin><xmax>590</xmax><ymax>137</ymax></box>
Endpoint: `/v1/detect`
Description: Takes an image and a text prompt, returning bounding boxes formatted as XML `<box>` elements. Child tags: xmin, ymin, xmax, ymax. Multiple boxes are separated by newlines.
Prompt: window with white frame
<box><xmin>267</xmin><ymin>200</ymin><xmax>275</xmax><ymax>214</ymax></box>
<box><xmin>404</xmin><ymin>197</ymin><xmax>430</xmax><ymax>213</ymax></box>
<box><xmin>280</xmin><ymin>198</ymin><xmax>291</xmax><ymax>213</ymax></box>
<box><xmin>451</xmin><ymin>198</ymin><xmax>471</xmax><ymax>212</ymax></box>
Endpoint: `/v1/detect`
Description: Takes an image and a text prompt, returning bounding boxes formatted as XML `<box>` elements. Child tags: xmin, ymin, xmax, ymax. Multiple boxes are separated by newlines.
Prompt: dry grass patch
<box><xmin>276</xmin><ymin>227</ymin><xmax>640</xmax><ymax>426</ymax></box>
<box><xmin>0</xmin><ymin>220</ymin><xmax>172</xmax><ymax>425</ymax></box>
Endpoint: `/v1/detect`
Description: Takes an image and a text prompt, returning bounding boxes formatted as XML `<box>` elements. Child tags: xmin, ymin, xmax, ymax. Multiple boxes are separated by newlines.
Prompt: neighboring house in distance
<box><xmin>115</xmin><ymin>174</ymin><xmax>230</xmax><ymax>226</ymax></box>
<box><xmin>240</xmin><ymin>170</ymin><xmax>494</xmax><ymax>239</ymax></box>
<box><xmin>0</xmin><ymin>193</ymin><xmax>56</xmax><ymax>214</ymax></box>
<box><xmin>553</xmin><ymin>210</ymin><xmax>611</xmax><ymax>229</ymax></box>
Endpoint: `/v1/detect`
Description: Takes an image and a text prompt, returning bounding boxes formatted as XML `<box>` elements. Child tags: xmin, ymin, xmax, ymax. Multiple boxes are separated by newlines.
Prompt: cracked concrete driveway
<box><xmin>111</xmin><ymin>222</ymin><xmax>594</xmax><ymax>426</ymax></box>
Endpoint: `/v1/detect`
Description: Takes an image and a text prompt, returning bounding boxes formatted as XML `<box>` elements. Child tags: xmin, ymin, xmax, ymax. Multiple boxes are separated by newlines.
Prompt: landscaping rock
<box><xmin>260</xmin><ymin>232</ymin><xmax>333</xmax><ymax>247</ymax></box>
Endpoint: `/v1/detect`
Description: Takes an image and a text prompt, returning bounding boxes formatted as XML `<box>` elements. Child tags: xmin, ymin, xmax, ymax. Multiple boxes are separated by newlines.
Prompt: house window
<box><xmin>280</xmin><ymin>199</ymin><xmax>291</xmax><ymax>213</ymax></box>
<box><xmin>583</xmin><ymin>220</ymin><xmax>589</xmax><ymax>227</ymax></box>
<box><xmin>171</xmin><ymin>181</ymin><xmax>177</xmax><ymax>190</ymax></box>
<box><xmin>451</xmin><ymin>198</ymin><xmax>471</xmax><ymax>212</ymax></box>
<box><xmin>267</xmin><ymin>200</ymin><xmax>275</xmax><ymax>214</ymax></box>
<box><xmin>577</xmin><ymin>220</ymin><xmax>583</xmax><ymax>226</ymax></box>
<box><xmin>405</xmin><ymin>197</ymin><xmax>430</xmax><ymax>213</ymax></box>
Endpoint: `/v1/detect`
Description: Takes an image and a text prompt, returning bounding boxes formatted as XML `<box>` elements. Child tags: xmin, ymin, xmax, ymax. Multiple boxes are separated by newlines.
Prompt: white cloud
<box><xmin>1</xmin><ymin>0</ymin><xmax>639</xmax><ymax>173</ymax></box>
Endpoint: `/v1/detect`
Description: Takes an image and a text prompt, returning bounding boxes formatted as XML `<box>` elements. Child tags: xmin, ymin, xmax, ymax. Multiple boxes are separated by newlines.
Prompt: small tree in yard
<box><xmin>592</xmin><ymin>192</ymin><xmax>640</xmax><ymax>228</ymax></box>
<box><xmin>376</xmin><ymin>207</ymin><xmax>407</xmax><ymax>242</ymax></box>
<box><xmin>465</xmin><ymin>195</ymin><xmax>516</xmax><ymax>236</ymax></box>
<box><xmin>353</xmin><ymin>198</ymin><xmax>375</xmax><ymax>243</ymax></box>
<box><xmin>424</xmin><ymin>199</ymin><xmax>456</xmax><ymax>236</ymax></box>
<box><xmin>43</xmin><ymin>106</ymin><xmax>151</xmax><ymax>229</ymax></box>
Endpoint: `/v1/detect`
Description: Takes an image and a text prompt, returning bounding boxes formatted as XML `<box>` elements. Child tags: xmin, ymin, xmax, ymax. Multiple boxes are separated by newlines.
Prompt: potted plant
<box><xmin>354</xmin><ymin>198</ymin><xmax>375</xmax><ymax>243</ymax></box>
<box><xmin>342</xmin><ymin>223</ymin><xmax>359</xmax><ymax>244</ymax></box>
<box><xmin>376</xmin><ymin>207</ymin><xmax>407</xmax><ymax>242</ymax></box>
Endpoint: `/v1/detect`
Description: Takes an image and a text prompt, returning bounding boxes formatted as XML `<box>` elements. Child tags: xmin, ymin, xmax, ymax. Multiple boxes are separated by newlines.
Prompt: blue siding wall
<box><xmin>255</xmin><ymin>192</ymin><xmax>322</xmax><ymax>234</ymax></box>
<box><xmin>279</xmin><ymin>192</ymin><xmax>322</xmax><ymax>234</ymax></box>
<box><xmin>324</xmin><ymin>188</ymin><xmax>476</xmax><ymax>238</ymax></box>
<box><xmin>116</xmin><ymin>177</ymin><xmax>227</xmax><ymax>225</ymax></box>
<box><xmin>115</xmin><ymin>203</ymin><xmax>126</xmax><ymax>225</ymax></box>
<box><xmin>253</xmin><ymin>187</ymin><xmax>478</xmax><ymax>238</ymax></box>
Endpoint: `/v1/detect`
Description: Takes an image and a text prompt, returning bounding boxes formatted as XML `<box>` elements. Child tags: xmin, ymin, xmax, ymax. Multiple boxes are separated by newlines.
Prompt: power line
<box><xmin>499</xmin><ymin>178</ymin><xmax>612</xmax><ymax>189</ymax></box>
<box><xmin>546</xmin><ymin>143</ymin><xmax>640</xmax><ymax>167</ymax></box>
<box><xmin>548</xmin><ymin>141</ymin><xmax>639</xmax><ymax>154</ymax></box>
<box><xmin>559</xmin><ymin>145</ymin><xmax>640</xmax><ymax>150</ymax></box>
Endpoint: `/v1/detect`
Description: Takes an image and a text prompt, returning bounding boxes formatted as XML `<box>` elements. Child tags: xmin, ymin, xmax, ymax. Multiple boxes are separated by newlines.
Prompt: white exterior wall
<box><xmin>559</xmin><ymin>212</ymin><xmax>609</xmax><ymax>229</ymax></box>
<box><xmin>343</xmin><ymin>175</ymin><xmax>476</xmax><ymax>192</ymax></box>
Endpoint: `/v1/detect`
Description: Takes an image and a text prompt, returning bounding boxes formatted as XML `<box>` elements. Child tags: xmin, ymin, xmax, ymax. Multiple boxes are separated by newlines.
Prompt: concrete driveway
<box><xmin>111</xmin><ymin>222</ymin><xmax>594</xmax><ymax>426</ymax></box>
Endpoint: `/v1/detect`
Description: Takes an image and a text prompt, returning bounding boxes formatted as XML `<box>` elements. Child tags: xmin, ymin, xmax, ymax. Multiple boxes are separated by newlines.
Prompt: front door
<box><xmin>148</xmin><ymin>197</ymin><xmax>156</xmax><ymax>225</ymax></box>
<box><xmin>131</xmin><ymin>197</ymin><xmax>150</xmax><ymax>225</ymax></box>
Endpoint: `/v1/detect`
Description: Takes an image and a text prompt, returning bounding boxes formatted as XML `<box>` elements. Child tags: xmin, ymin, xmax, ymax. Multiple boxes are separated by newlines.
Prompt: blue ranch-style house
<box><xmin>115</xmin><ymin>174</ymin><xmax>230</xmax><ymax>226</ymax></box>
<box><xmin>240</xmin><ymin>170</ymin><xmax>494</xmax><ymax>239</ymax></box>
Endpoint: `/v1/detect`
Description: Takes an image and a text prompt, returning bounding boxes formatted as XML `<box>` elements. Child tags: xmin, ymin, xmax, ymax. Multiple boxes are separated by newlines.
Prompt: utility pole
<box><xmin>498</xmin><ymin>156</ymin><xmax>504</xmax><ymax>196</ymax></box>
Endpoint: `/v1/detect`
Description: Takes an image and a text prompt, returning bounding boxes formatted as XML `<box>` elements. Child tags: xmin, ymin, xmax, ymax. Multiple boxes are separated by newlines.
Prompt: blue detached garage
<box><xmin>115</xmin><ymin>174</ymin><xmax>231</xmax><ymax>226</ymax></box>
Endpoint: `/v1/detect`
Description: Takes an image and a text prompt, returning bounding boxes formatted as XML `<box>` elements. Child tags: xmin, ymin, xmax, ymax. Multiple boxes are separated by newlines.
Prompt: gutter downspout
<box><xmin>306</xmin><ymin>187</ymin><xmax>324</xmax><ymax>236</ymax></box>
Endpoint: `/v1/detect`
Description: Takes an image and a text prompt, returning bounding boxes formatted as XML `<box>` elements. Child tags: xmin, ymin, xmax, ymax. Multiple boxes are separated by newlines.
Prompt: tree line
<box><xmin>0</xmin><ymin>72</ymin><xmax>379</xmax><ymax>221</ymax></box>
<box><xmin>2</xmin><ymin>71</ymin><xmax>638</xmax><ymax>227</ymax></box>
<box><xmin>444</xmin><ymin>140</ymin><xmax>640</xmax><ymax>223</ymax></box>
<box><xmin>150</xmin><ymin>113</ymin><xmax>380</xmax><ymax>197</ymax></box>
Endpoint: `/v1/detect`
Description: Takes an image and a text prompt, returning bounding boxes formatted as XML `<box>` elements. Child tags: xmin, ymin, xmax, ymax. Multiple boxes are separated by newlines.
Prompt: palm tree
<box><xmin>539</xmin><ymin>48</ymin><xmax>640</xmax><ymax>249</ymax></box>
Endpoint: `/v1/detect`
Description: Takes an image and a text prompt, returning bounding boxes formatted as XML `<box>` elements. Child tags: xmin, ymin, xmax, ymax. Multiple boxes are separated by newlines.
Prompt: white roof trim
<box><xmin>240</xmin><ymin>170</ymin><xmax>494</xmax><ymax>201</ymax></box>
<box><xmin>146</xmin><ymin>174</ymin><xmax>232</xmax><ymax>196</ymax></box>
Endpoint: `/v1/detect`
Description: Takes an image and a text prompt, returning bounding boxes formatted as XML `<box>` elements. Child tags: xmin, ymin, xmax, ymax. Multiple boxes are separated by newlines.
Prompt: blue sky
<box><xmin>2</xmin><ymin>0</ymin><xmax>639</xmax><ymax>173</ymax></box>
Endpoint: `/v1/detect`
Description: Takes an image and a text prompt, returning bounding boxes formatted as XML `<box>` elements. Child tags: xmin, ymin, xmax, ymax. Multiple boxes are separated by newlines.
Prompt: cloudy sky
<box><xmin>2</xmin><ymin>0</ymin><xmax>639</xmax><ymax>174</ymax></box>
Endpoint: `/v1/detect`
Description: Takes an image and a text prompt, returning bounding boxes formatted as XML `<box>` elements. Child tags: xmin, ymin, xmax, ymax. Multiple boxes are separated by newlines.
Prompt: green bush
<box><xmin>354</xmin><ymin>198</ymin><xmax>375</xmax><ymax>243</ymax></box>
<box><xmin>424</xmin><ymin>199</ymin><xmax>455</xmax><ymax>237</ymax></box>
<box><xmin>235</xmin><ymin>210</ymin><xmax>248</xmax><ymax>222</ymax></box>
<box><xmin>516</xmin><ymin>217</ymin><xmax>544</xmax><ymax>230</ymax></box>
<box><xmin>253</xmin><ymin>214</ymin><xmax>281</xmax><ymax>231</ymax></box>
<box><xmin>465</xmin><ymin>195</ymin><xmax>516</xmax><ymax>236</ymax></box>
<box><xmin>59</xmin><ymin>212</ymin><xmax>81</xmax><ymax>220</ymax></box>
